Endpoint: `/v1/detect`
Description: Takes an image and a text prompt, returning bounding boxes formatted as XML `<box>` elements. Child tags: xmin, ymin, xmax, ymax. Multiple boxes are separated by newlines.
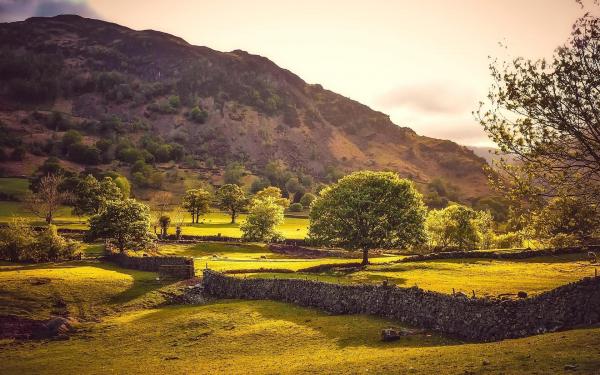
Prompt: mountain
<box><xmin>0</xmin><ymin>15</ymin><xmax>490</xmax><ymax>199</ymax></box>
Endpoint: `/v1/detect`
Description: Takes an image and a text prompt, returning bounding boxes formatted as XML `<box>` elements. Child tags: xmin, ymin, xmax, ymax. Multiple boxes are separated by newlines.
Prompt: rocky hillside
<box><xmin>0</xmin><ymin>15</ymin><xmax>489</xmax><ymax>199</ymax></box>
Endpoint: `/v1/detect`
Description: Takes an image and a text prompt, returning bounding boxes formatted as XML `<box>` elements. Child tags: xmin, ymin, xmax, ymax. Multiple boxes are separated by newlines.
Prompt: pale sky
<box><xmin>0</xmin><ymin>0</ymin><xmax>592</xmax><ymax>146</ymax></box>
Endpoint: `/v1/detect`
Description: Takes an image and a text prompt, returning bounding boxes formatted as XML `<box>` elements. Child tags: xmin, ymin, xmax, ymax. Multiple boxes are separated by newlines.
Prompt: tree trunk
<box><xmin>361</xmin><ymin>248</ymin><xmax>369</xmax><ymax>266</ymax></box>
<box><xmin>45</xmin><ymin>212</ymin><xmax>53</xmax><ymax>224</ymax></box>
<box><xmin>231</xmin><ymin>210</ymin><xmax>236</xmax><ymax>224</ymax></box>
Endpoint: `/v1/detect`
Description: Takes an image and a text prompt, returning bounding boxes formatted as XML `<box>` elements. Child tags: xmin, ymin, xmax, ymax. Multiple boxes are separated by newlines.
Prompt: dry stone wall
<box><xmin>202</xmin><ymin>270</ymin><xmax>600</xmax><ymax>342</ymax></box>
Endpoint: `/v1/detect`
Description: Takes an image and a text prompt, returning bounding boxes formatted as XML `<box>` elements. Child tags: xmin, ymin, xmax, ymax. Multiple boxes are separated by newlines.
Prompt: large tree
<box><xmin>309</xmin><ymin>171</ymin><xmax>427</xmax><ymax>265</ymax></box>
<box><xmin>478</xmin><ymin>15</ymin><xmax>600</xmax><ymax>212</ymax></box>
<box><xmin>253</xmin><ymin>186</ymin><xmax>290</xmax><ymax>208</ymax></box>
<box><xmin>72</xmin><ymin>175</ymin><xmax>123</xmax><ymax>216</ymax></box>
<box><xmin>88</xmin><ymin>199</ymin><xmax>154</xmax><ymax>252</ymax></box>
<box><xmin>181</xmin><ymin>189</ymin><xmax>211</xmax><ymax>223</ymax></box>
<box><xmin>216</xmin><ymin>184</ymin><xmax>248</xmax><ymax>224</ymax></box>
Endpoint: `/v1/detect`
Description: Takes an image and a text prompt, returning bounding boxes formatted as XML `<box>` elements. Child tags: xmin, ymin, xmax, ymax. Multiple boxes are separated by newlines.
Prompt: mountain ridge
<box><xmin>0</xmin><ymin>14</ymin><xmax>490</xmax><ymax>200</ymax></box>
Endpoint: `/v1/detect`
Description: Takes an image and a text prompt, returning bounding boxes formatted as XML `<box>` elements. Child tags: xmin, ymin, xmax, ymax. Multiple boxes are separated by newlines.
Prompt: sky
<box><xmin>0</xmin><ymin>0</ymin><xmax>593</xmax><ymax>146</ymax></box>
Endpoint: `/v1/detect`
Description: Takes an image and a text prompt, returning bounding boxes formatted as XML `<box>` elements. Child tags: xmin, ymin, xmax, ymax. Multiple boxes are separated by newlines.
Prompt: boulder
<box><xmin>381</xmin><ymin>328</ymin><xmax>401</xmax><ymax>341</ymax></box>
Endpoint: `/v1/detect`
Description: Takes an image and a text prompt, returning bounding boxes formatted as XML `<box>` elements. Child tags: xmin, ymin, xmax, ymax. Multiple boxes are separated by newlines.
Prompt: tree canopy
<box><xmin>240</xmin><ymin>197</ymin><xmax>284</xmax><ymax>242</ymax></box>
<box><xmin>216</xmin><ymin>184</ymin><xmax>248</xmax><ymax>223</ymax></box>
<box><xmin>309</xmin><ymin>171</ymin><xmax>427</xmax><ymax>264</ymax></box>
<box><xmin>88</xmin><ymin>199</ymin><xmax>154</xmax><ymax>252</ymax></box>
<box><xmin>72</xmin><ymin>175</ymin><xmax>123</xmax><ymax>216</ymax></box>
<box><xmin>181</xmin><ymin>189</ymin><xmax>211</xmax><ymax>223</ymax></box>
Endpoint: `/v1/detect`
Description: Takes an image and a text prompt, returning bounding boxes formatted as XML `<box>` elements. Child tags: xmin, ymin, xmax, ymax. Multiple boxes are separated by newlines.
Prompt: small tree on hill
<box><xmin>216</xmin><ymin>184</ymin><xmax>248</xmax><ymax>224</ymax></box>
<box><xmin>241</xmin><ymin>197</ymin><xmax>284</xmax><ymax>242</ymax></box>
<box><xmin>425</xmin><ymin>204</ymin><xmax>488</xmax><ymax>250</ymax></box>
<box><xmin>309</xmin><ymin>171</ymin><xmax>427</xmax><ymax>265</ymax></box>
<box><xmin>88</xmin><ymin>199</ymin><xmax>154</xmax><ymax>253</ymax></box>
<box><xmin>181</xmin><ymin>189</ymin><xmax>211</xmax><ymax>223</ymax></box>
<box><xmin>159</xmin><ymin>215</ymin><xmax>171</xmax><ymax>239</ymax></box>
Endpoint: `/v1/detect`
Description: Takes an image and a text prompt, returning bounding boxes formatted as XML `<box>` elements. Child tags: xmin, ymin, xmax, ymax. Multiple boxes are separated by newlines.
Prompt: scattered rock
<box><xmin>29</xmin><ymin>278</ymin><xmax>51</xmax><ymax>286</ymax></box>
<box><xmin>164</xmin><ymin>356</ymin><xmax>180</xmax><ymax>361</ymax></box>
<box><xmin>381</xmin><ymin>328</ymin><xmax>401</xmax><ymax>342</ymax></box>
<box><xmin>564</xmin><ymin>364</ymin><xmax>578</xmax><ymax>371</ymax></box>
<box><xmin>517</xmin><ymin>291</ymin><xmax>528</xmax><ymax>299</ymax></box>
<box><xmin>482</xmin><ymin>359</ymin><xmax>490</xmax><ymax>366</ymax></box>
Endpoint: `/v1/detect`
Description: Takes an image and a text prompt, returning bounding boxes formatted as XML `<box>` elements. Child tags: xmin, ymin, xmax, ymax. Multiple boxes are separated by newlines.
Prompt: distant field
<box><xmin>0</xmin><ymin>177</ymin><xmax>30</xmax><ymax>199</ymax></box>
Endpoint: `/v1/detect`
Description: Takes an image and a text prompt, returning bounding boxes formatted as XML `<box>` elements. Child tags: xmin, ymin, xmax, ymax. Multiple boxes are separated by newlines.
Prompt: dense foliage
<box><xmin>241</xmin><ymin>197</ymin><xmax>284</xmax><ymax>242</ymax></box>
<box><xmin>309</xmin><ymin>171</ymin><xmax>427</xmax><ymax>264</ymax></box>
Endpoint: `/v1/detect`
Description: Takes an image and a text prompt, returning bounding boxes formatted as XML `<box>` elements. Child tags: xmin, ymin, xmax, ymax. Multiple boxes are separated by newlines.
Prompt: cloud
<box><xmin>375</xmin><ymin>83</ymin><xmax>477</xmax><ymax>115</ymax></box>
<box><xmin>0</xmin><ymin>0</ymin><xmax>99</xmax><ymax>23</ymax></box>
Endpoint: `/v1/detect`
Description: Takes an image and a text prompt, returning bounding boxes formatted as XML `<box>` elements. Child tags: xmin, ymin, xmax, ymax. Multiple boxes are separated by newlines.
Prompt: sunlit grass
<box><xmin>2</xmin><ymin>300</ymin><xmax>599</xmax><ymax>374</ymax></box>
<box><xmin>0</xmin><ymin>177</ymin><xmax>30</xmax><ymax>199</ymax></box>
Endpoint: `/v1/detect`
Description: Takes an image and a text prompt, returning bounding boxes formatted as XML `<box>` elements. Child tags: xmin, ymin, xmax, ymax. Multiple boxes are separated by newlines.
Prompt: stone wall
<box><xmin>400</xmin><ymin>245</ymin><xmax>599</xmax><ymax>263</ymax></box>
<box><xmin>108</xmin><ymin>253</ymin><xmax>194</xmax><ymax>279</ymax></box>
<box><xmin>201</xmin><ymin>270</ymin><xmax>600</xmax><ymax>342</ymax></box>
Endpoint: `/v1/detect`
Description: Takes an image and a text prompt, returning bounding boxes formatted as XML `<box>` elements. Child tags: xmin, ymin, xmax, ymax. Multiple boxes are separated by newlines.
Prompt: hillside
<box><xmin>0</xmin><ymin>15</ymin><xmax>489</xmax><ymax>199</ymax></box>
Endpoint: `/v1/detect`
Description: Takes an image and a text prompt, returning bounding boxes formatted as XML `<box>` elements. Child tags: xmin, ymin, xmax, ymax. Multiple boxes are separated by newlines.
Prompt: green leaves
<box><xmin>241</xmin><ymin>197</ymin><xmax>284</xmax><ymax>242</ymax></box>
<box><xmin>308</xmin><ymin>171</ymin><xmax>427</xmax><ymax>261</ymax></box>
<box><xmin>216</xmin><ymin>184</ymin><xmax>248</xmax><ymax>224</ymax></box>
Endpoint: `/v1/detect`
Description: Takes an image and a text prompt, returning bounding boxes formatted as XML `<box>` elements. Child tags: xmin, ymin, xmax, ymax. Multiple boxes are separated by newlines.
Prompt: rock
<box><xmin>381</xmin><ymin>328</ymin><xmax>401</xmax><ymax>342</ymax></box>
<box><xmin>564</xmin><ymin>364</ymin><xmax>578</xmax><ymax>371</ymax></box>
<box><xmin>454</xmin><ymin>292</ymin><xmax>468</xmax><ymax>299</ymax></box>
<box><xmin>482</xmin><ymin>359</ymin><xmax>490</xmax><ymax>366</ymax></box>
<box><xmin>517</xmin><ymin>291</ymin><xmax>528</xmax><ymax>299</ymax></box>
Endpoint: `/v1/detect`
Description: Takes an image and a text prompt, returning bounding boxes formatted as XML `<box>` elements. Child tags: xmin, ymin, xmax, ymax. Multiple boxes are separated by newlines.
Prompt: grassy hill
<box><xmin>0</xmin><ymin>15</ymin><xmax>490</xmax><ymax>201</ymax></box>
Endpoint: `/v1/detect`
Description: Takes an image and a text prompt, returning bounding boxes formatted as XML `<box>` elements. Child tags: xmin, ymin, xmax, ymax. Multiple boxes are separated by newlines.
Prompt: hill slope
<box><xmin>0</xmin><ymin>15</ymin><xmax>489</xmax><ymax>199</ymax></box>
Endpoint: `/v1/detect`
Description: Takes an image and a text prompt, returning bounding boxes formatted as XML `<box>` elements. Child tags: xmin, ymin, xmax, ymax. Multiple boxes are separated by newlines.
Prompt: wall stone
<box><xmin>107</xmin><ymin>253</ymin><xmax>194</xmax><ymax>279</ymax></box>
<box><xmin>201</xmin><ymin>269</ymin><xmax>600</xmax><ymax>342</ymax></box>
<box><xmin>400</xmin><ymin>245</ymin><xmax>599</xmax><ymax>263</ymax></box>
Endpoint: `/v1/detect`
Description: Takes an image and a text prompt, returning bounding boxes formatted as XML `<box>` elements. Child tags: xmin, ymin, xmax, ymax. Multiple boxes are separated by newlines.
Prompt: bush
<box><xmin>189</xmin><ymin>106</ymin><xmax>208</xmax><ymax>124</ymax></box>
<box><xmin>0</xmin><ymin>220</ymin><xmax>82</xmax><ymax>262</ymax></box>
<box><xmin>494</xmin><ymin>232</ymin><xmax>523</xmax><ymax>249</ymax></box>
<box><xmin>288</xmin><ymin>203</ymin><xmax>303</xmax><ymax>212</ymax></box>
<box><xmin>299</xmin><ymin>193</ymin><xmax>316</xmax><ymax>208</ymax></box>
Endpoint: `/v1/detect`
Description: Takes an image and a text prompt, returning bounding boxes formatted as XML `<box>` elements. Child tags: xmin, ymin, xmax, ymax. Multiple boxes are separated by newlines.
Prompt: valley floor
<box><xmin>1</xmin><ymin>243</ymin><xmax>599</xmax><ymax>374</ymax></box>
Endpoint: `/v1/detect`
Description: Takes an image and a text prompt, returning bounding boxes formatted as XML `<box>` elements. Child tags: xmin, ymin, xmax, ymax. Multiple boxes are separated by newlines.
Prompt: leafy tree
<box><xmin>285</xmin><ymin>177</ymin><xmax>304</xmax><ymax>202</ymax></box>
<box><xmin>189</xmin><ymin>106</ymin><xmax>208</xmax><ymax>124</ymax></box>
<box><xmin>309</xmin><ymin>171</ymin><xmax>427</xmax><ymax>265</ymax></box>
<box><xmin>288</xmin><ymin>202</ymin><xmax>303</xmax><ymax>212</ymax></box>
<box><xmin>425</xmin><ymin>204</ymin><xmax>488</xmax><ymax>250</ymax></box>
<box><xmin>478</xmin><ymin>15</ymin><xmax>600</xmax><ymax>210</ymax></box>
<box><xmin>250</xmin><ymin>177</ymin><xmax>270</xmax><ymax>194</ymax></box>
<box><xmin>253</xmin><ymin>186</ymin><xmax>290</xmax><ymax>208</ymax></box>
<box><xmin>216</xmin><ymin>184</ymin><xmax>248</xmax><ymax>223</ymax></box>
<box><xmin>240</xmin><ymin>197</ymin><xmax>284</xmax><ymax>242</ymax></box>
<box><xmin>113</xmin><ymin>176</ymin><xmax>131</xmax><ymax>199</ymax></box>
<box><xmin>72</xmin><ymin>175</ymin><xmax>123</xmax><ymax>216</ymax></box>
<box><xmin>159</xmin><ymin>215</ymin><xmax>171</xmax><ymax>238</ymax></box>
<box><xmin>61</xmin><ymin>130</ymin><xmax>82</xmax><ymax>153</ymax></box>
<box><xmin>24</xmin><ymin>174</ymin><xmax>71</xmax><ymax>224</ymax></box>
<box><xmin>88</xmin><ymin>199</ymin><xmax>154</xmax><ymax>253</ymax></box>
<box><xmin>223</xmin><ymin>162</ymin><xmax>245</xmax><ymax>185</ymax></box>
<box><xmin>531</xmin><ymin>196</ymin><xmax>600</xmax><ymax>246</ymax></box>
<box><xmin>299</xmin><ymin>192</ymin><xmax>316</xmax><ymax>209</ymax></box>
<box><xmin>182</xmin><ymin>189</ymin><xmax>211</xmax><ymax>223</ymax></box>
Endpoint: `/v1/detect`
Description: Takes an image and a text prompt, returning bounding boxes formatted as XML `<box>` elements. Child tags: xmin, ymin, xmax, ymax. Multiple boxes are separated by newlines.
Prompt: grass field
<box><xmin>1</xmin><ymin>245</ymin><xmax>599</xmax><ymax>374</ymax></box>
<box><xmin>1</xmin><ymin>300</ymin><xmax>599</xmax><ymax>374</ymax></box>
<box><xmin>0</xmin><ymin>177</ymin><xmax>30</xmax><ymax>200</ymax></box>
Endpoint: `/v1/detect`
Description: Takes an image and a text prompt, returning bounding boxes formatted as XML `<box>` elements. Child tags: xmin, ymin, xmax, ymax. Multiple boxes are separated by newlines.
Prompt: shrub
<box><xmin>189</xmin><ymin>106</ymin><xmax>208</xmax><ymax>124</ymax></box>
<box><xmin>494</xmin><ymin>232</ymin><xmax>523</xmax><ymax>249</ymax></box>
<box><xmin>288</xmin><ymin>203</ymin><xmax>303</xmax><ymax>212</ymax></box>
<box><xmin>0</xmin><ymin>220</ymin><xmax>82</xmax><ymax>262</ymax></box>
<box><xmin>299</xmin><ymin>193</ymin><xmax>316</xmax><ymax>209</ymax></box>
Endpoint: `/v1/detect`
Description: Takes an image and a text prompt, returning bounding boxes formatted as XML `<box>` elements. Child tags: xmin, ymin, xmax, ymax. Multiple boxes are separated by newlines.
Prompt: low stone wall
<box><xmin>202</xmin><ymin>270</ymin><xmax>600</xmax><ymax>342</ymax></box>
<box><xmin>107</xmin><ymin>253</ymin><xmax>195</xmax><ymax>279</ymax></box>
<box><xmin>400</xmin><ymin>245</ymin><xmax>599</xmax><ymax>263</ymax></box>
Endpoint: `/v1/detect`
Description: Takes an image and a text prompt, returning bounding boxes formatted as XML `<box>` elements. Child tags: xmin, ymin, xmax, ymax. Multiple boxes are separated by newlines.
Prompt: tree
<box><xmin>223</xmin><ymin>162</ymin><xmax>245</xmax><ymax>185</ymax></box>
<box><xmin>113</xmin><ymin>176</ymin><xmax>131</xmax><ymax>199</ymax></box>
<box><xmin>216</xmin><ymin>184</ymin><xmax>248</xmax><ymax>224</ymax></box>
<box><xmin>181</xmin><ymin>189</ymin><xmax>211</xmax><ymax>223</ymax></box>
<box><xmin>253</xmin><ymin>186</ymin><xmax>290</xmax><ymax>208</ymax></box>
<box><xmin>531</xmin><ymin>196</ymin><xmax>600</xmax><ymax>246</ymax></box>
<box><xmin>299</xmin><ymin>192</ymin><xmax>316</xmax><ymax>209</ymax></box>
<box><xmin>72</xmin><ymin>175</ymin><xmax>123</xmax><ymax>216</ymax></box>
<box><xmin>425</xmin><ymin>204</ymin><xmax>486</xmax><ymax>250</ymax></box>
<box><xmin>159</xmin><ymin>215</ymin><xmax>171</xmax><ymax>238</ymax></box>
<box><xmin>24</xmin><ymin>174</ymin><xmax>71</xmax><ymax>224</ymax></box>
<box><xmin>88</xmin><ymin>199</ymin><xmax>154</xmax><ymax>253</ymax></box>
<box><xmin>240</xmin><ymin>197</ymin><xmax>284</xmax><ymax>242</ymax></box>
<box><xmin>309</xmin><ymin>171</ymin><xmax>427</xmax><ymax>265</ymax></box>
<box><xmin>478</xmin><ymin>15</ymin><xmax>600</xmax><ymax>210</ymax></box>
<box><xmin>285</xmin><ymin>177</ymin><xmax>304</xmax><ymax>202</ymax></box>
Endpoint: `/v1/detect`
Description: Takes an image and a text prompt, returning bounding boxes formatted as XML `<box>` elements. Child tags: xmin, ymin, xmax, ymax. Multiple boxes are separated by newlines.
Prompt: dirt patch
<box><xmin>0</xmin><ymin>315</ymin><xmax>78</xmax><ymax>340</ymax></box>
